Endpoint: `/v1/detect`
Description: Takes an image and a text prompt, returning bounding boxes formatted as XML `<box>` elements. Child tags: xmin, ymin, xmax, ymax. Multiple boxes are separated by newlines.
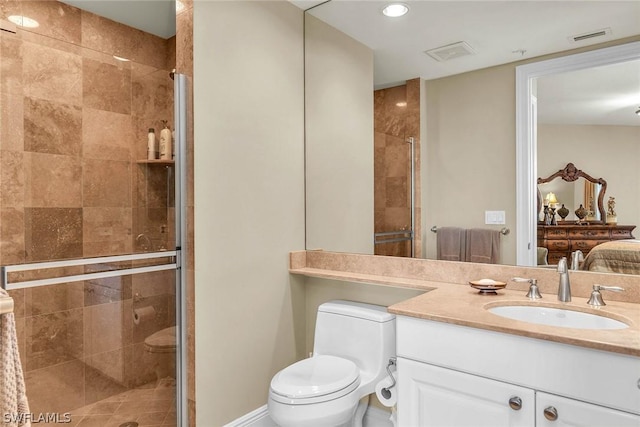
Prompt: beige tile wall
<box><xmin>0</xmin><ymin>0</ymin><xmax>177</xmax><ymax>415</ymax></box>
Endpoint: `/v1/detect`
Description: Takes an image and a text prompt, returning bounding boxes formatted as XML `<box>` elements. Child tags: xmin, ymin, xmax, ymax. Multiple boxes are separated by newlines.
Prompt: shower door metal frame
<box><xmin>174</xmin><ymin>72</ymin><xmax>189</xmax><ymax>427</ymax></box>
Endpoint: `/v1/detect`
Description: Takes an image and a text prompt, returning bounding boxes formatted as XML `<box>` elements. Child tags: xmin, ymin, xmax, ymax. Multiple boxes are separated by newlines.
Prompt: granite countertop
<box><xmin>388</xmin><ymin>282</ymin><xmax>640</xmax><ymax>357</ymax></box>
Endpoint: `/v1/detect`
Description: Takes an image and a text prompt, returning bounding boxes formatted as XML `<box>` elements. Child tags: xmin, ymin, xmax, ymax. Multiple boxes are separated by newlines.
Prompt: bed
<box><xmin>581</xmin><ymin>239</ymin><xmax>640</xmax><ymax>274</ymax></box>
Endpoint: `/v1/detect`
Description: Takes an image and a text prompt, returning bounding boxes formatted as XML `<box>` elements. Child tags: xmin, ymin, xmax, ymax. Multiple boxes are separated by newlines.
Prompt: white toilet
<box><xmin>144</xmin><ymin>326</ymin><xmax>177</xmax><ymax>381</ymax></box>
<box><xmin>268</xmin><ymin>300</ymin><xmax>396</xmax><ymax>427</ymax></box>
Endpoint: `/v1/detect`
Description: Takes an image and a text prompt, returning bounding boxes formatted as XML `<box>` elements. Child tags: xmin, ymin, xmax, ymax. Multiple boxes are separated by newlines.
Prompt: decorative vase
<box><xmin>557</xmin><ymin>204</ymin><xmax>569</xmax><ymax>220</ymax></box>
<box><xmin>574</xmin><ymin>204</ymin><xmax>587</xmax><ymax>222</ymax></box>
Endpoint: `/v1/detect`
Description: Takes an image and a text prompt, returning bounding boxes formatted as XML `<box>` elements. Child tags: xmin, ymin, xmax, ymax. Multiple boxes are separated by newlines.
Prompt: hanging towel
<box><xmin>436</xmin><ymin>227</ymin><xmax>467</xmax><ymax>261</ymax></box>
<box><xmin>0</xmin><ymin>289</ymin><xmax>30</xmax><ymax>427</ymax></box>
<box><xmin>465</xmin><ymin>228</ymin><xmax>501</xmax><ymax>264</ymax></box>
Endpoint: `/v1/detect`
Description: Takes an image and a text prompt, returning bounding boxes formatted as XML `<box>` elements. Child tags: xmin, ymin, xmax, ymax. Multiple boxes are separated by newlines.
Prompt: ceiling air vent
<box><xmin>425</xmin><ymin>41</ymin><xmax>476</xmax><ymax>62</ymax></box>
<box><xmin>569</xmin><ymin>28</ymin><xmax>611</xmax><ymax>43</ymax></box>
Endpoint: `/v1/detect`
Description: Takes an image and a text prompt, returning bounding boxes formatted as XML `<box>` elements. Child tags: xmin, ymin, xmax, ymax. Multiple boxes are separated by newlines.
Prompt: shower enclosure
<box><xmin>0</xmin><ymin>2</ymin><xmax>187</xmax><ymax>425</ymax></box>
<box><xmin>373</xmin><ymin>79</ymin><xmax>422</xmax><ymax>258</ymax></box>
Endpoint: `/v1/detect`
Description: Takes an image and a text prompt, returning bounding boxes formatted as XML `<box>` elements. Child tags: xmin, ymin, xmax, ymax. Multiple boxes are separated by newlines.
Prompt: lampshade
<box><xmin>545</xmin><ymin>192</ymin><xmax>558</xmax><ymax>205</ymax></box>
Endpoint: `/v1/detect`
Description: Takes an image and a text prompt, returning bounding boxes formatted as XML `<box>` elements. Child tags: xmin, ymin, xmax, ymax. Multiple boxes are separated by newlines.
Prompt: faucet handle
<box><xmin>512</xmin><ymin>278</ymin><xmax>542</xmax><ymax>299</ymax></box>
<box><xmin>587</xmin><ymin>285</ymin><xmax>625</xmax><ymax>307</ymax></box>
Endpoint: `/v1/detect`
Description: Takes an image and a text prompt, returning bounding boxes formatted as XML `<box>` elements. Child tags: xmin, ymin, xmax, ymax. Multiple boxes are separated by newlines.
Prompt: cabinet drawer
<box><xmin>570</xmin><ymin>240</ymin><xmax>601</xmax><ymax>251</ymax></box>
<box><xmin>612</xmin><ymin>229</ymin><xmax>633</xmax><ymax>239</ymax></box>
<box><xmin>548</xmin><ymin>252</ymin><xmax>567</xmax><ymax>265</ymax></box>
<box><xmin>398</xmin><ymin>358</ymin><xmax>535</xmax><ymax>427</ymax></box>
<box><xmin>569</xmin><ymin>229</ymin><xmax>609</xmax><ymax>239</ymax></box>
<box><xmin>545</xmin><ymin>229</ymin><xmax>568</xmax><ymax>239</ymax></box>
<box><xmin>547</xmin><ymin>240</ymin><xmax>569</xmax><ymax>251</ymax></box>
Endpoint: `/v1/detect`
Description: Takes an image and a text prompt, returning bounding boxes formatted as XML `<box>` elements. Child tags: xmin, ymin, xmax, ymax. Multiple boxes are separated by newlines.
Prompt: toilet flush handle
<box><xmin>381</xmin><ymin>357</ymin><xmax>397</xmax><ymax>399</ymax></box>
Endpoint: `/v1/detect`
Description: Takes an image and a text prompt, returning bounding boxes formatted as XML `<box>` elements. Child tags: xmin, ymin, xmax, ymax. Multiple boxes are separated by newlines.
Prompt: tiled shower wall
<box><xmin>374</xmin><ymin>78</ymin><xmax>422</xmax><ymax>258</ymax></box>
<box><xmin>1</xmin><ymin>0</ymin><xmax>176</xmax><ymax>415</ymax></box>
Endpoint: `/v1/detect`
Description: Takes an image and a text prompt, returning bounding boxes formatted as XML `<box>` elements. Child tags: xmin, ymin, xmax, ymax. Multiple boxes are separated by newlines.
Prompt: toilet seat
<box><xmin>144</xmin><ymin>326</ymin><xmax>176</xmax><ymax>354</ymax></box>
<box><xmin>270</xmin><ymin>355</ymin><xmax>360</xmax><ymax>404</ymax></box>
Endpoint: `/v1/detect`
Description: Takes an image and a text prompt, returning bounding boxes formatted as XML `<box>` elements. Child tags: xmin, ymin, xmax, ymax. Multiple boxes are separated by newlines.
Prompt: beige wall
<box><xmin>193</xmin><ymin>2</ymin><xmax>306</xmax><ymax>425</ymax></box>
<box><xmin>305</xmin><ymin>15</ymin><xmax>374</xmax><ymax>254</ymax></box>
<box><xmin>538</xmin><ymin>124</ymin><xmax>640</xmax><ymax>226</ymax></box>
<box><xmin>423</xmin><ymin>65</ymin><xmax>517</xmax><ymax>264</ymax></box>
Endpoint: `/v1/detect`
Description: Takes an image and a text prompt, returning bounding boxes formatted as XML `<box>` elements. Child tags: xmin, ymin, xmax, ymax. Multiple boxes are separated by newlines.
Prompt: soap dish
<box><xmin>469</xmin><ymin>279</ymin><xmax>507</xmax><ymax>295</ymax></box>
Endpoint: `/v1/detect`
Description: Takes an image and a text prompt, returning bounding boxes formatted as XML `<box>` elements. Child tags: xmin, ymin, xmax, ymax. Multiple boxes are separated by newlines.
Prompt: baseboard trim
<box><xmin>224</xmin><ymin>403</ymin><xmax>393</xmax><ymax>427</ymax></box>
<box><xmin>222</xmin><ymin>404</ymin><xmax>269</xmax><ymax>427</ymax></box>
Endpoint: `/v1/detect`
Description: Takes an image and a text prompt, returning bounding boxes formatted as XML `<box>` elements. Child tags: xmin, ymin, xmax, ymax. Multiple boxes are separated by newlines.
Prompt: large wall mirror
<box><xmin>304</xmin><ymin>1</ymin><xmax>640</xmax><ymax>274</ymax></box>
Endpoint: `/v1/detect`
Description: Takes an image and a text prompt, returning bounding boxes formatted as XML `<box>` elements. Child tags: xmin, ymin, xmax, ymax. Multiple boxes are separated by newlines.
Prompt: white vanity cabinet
<box><xmin>399</xmin><ymin>358</ymin><xmax>535</xmax><ymax>426</ymax></box>
<box><xmin>396</xmin><ymin>315</ymin><xmax>640</xmax><ymax>427</ymax></box>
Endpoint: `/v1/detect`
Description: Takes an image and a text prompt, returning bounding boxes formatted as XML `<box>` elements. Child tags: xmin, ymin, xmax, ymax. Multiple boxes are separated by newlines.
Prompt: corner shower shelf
<box><xmin>137</xmin><ymin>159</ymin><xmax>175</xmax><ymax>165</ymax></box>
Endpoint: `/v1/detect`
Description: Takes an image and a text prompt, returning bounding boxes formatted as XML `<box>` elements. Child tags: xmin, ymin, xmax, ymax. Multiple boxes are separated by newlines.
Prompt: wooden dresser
<box><xmin>537</xmin><ymin>224</ymin><xmax>636</xmax><ymax>265</ymax></box>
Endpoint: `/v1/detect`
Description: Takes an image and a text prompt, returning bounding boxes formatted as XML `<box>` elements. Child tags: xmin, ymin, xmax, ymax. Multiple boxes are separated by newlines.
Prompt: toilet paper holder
<box><xmin>381</xmin><ymin>357</ymin><xmax>397</xmax><ymax>399</ymax></box>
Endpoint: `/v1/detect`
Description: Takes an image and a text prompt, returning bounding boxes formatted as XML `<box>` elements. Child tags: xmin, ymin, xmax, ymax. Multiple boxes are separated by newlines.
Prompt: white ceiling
<box><xmin>304</xmin><ymin>1</ymin><xmax>640</xmax><ymax>126</ymax></box>
<box><xmin>537</xmin><ymin>60</ymin><xmax>640</xmax><ymax>126</ymax></box>
<box><xmin>58</xmin><ymin>0</ymin><xmax>640</xmax><ymax>126</ymax></box>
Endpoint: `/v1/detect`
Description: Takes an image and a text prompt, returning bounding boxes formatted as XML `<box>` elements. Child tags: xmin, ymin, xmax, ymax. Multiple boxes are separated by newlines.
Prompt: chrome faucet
<box><xmin>557</xmin><ymin>257</ymin><xmax>571</xmax><ymax>302</ymax></box>
<box><xmin>570</xmin><ymin>250</ymin><xmax>584</xmax><ymax>270</ymax></box>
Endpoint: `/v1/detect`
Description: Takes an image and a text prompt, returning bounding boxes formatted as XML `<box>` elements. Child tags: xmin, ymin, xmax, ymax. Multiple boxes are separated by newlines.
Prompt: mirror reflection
<box><xmin>535</xmin><ymin>163</ymin><xmax>636</xmax><ymax>268</ymax></box>
<box><xmin>304</xmin><ymin>1</ymin><xmax>640</xmax><ymax>272</ymax></box>
<box><xmin>537</xmin><ymin>163</ymin><xmax>607</xmax><ymax>225</ymax></box>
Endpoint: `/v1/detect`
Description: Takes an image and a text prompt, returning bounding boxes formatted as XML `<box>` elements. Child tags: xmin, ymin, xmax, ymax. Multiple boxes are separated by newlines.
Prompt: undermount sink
<box><xmin>488</xmin><ymin>305</ymin><xmax>629</xmax><ymax>330</ymax></box>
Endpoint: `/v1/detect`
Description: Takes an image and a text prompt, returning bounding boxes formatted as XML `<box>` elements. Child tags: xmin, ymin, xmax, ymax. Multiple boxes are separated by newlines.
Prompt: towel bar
<box><xmin>431</xmin><ymin>226</ymin><xmax>510</xmax><ymax>236</ymax></box>
<box><xmin>374</xmin><ymin>230</ymin><xmax>413</xmax><ymax>245</ymax></box>
<box><xmin>0</xmin><ymin>296</ymin><xmax>14</xmax><ymax>315</ymax></box>
<box><xmin>1</xmin><ymin>250</ymin><xmax>177</xmax><ymax>290</ymax></box>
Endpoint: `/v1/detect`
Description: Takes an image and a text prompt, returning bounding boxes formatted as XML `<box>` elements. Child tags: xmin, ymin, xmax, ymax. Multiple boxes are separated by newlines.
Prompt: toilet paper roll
<box><xmin>375</xmin><ymin>372</ymin><xmax>398</xmax><ymax>407</ymax></box>
<box><xmin>133</xmin><ymin>306</ymin><xmax>156</xmax><ymax>325</ymax></box>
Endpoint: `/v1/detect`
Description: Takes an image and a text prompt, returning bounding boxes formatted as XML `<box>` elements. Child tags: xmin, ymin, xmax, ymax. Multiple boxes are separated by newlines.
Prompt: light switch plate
<box><xmin>485</xmin><ymin>210</ymin><xmax>506</xmax><ymax>225</ymax></box>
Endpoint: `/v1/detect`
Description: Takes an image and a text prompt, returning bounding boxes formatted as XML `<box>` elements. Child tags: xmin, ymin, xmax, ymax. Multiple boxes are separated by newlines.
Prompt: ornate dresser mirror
<box><xmin>537</xmin><ymin>162</ymin><xmax>607</xmax><ymax>224</ymax></box>
<box><xmin>536</xmin><ymin>163</ymin><xmax>635</xmax><ymax>266</ymax></box>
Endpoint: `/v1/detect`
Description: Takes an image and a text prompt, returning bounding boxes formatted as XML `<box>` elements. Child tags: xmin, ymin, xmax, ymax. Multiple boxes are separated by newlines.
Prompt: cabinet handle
<box><xmin>508</xmin><ymin>396</ymin><xmax>522</xmax><ymax>410</ymax></box>
<box><xmin>543</xmin><ymin>406</ymin><xmax>558</xmax><ymax>421</ymax></box>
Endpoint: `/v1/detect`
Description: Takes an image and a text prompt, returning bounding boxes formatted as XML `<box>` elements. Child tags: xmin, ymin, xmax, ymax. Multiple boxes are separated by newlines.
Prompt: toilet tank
<box><xmin>313</xmin><ymin>301</ymin><xmax>395</xmax><ymax>385</ymax></box>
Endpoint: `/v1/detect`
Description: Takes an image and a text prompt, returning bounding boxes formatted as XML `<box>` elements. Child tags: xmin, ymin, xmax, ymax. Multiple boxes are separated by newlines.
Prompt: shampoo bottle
<box><xmin>147</xmin><ymin>128</ymin><xmax>157</xmax><ymax>160</ymax></box>
<box><xmin>159</xmin><ymin>120</ymin><xmax>172</xmax><ymax>160</ymax></box>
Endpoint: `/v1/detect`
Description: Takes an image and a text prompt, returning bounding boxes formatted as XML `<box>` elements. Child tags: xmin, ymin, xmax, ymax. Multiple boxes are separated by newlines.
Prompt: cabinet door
<box><xmin>536</xmin><ymin>392</ymin><xmax>640</xmax><ymax>427</ymax></box>
<box><xmin>397</xmin><ymin>358</ymin><xmax>535</xmax><ymax>427</ymax></box>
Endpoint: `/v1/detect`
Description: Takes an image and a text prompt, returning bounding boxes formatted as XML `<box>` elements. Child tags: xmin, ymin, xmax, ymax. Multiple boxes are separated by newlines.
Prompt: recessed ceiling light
<box><xmin>636</xmin><ymin>107</ymin><xmax>640</xmax><ymax>116</ymax></box>
<box><xmin>382</xmin><ymin>3</ymin><xmax>409</xmax><ymax>18</ymax></box>
<box><xmin>7</xmin><ymin>15</ymin><xmax>39</xmax><ymax>28</ymax></box>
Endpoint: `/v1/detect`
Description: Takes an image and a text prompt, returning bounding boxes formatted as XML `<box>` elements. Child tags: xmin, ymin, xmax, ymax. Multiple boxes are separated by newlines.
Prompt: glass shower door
<box><xmin>0</xmin><ymin>5</ymin><xmax>187</xmax><ymax>424</ymax></box>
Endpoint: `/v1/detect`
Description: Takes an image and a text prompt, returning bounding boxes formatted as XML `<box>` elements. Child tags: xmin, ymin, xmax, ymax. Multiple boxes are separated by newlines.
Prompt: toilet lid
<box><xmin>270</xmin><ymin>355</ymin><xmax>359</xmax><ymax>400</ymax></box>
<box><xmin>145</xmin><ymin>326</ymin><xmax>176</xmax><ymax>350</ymax></box>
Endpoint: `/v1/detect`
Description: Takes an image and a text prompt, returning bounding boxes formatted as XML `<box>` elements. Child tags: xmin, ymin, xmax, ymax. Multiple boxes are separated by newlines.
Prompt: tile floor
<box><xmin>47</xmin><ymin>378</ymin><xmax>176</xmax><ymax>427</ymax></box>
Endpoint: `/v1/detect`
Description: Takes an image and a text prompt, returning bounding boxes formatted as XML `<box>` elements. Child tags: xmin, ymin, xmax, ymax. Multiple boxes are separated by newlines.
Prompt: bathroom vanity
<box><xmin>289</xmin><ymin>250</ymin><xmax>640</xmax><ymax>427</ymax></box>
<box><xmin>390</xmin><ymin>292</ymin><xmax>640</xmax><ymax>427</ymax></box>
<box><xmin>395</xmin><ymin>315</ymin><xmax>639</xmax><ymax>426</ymax></box>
